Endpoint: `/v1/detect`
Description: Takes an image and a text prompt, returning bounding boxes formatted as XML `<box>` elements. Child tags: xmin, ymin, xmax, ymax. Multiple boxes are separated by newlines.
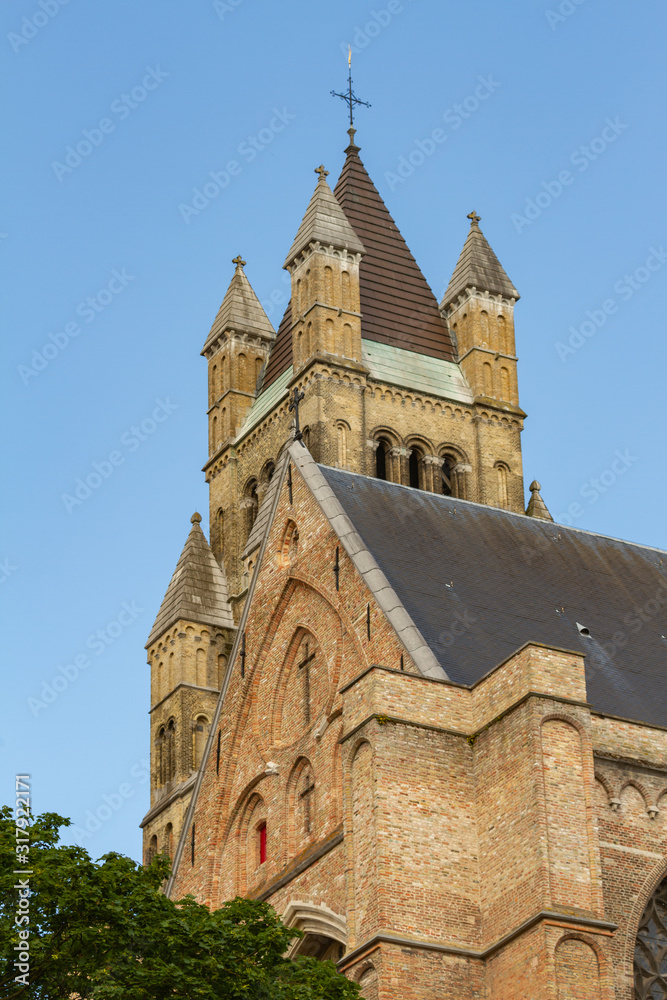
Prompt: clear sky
<box><xmin>3</xmin><ymin>0</ymin><xmax>666</xmax><ymax>863</ymax></box>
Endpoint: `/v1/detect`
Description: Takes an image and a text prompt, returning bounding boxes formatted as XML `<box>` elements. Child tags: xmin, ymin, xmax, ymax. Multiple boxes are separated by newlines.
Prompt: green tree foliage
<box><xmin>0</xmin><ymin>807</ymin><xmax>360</xmax><ymax>999</ymax></box>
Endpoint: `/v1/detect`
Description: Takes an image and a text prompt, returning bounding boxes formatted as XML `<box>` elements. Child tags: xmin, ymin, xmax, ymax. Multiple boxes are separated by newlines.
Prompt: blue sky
<box><xmin>2</xmin><ymin>0</ymin><xmax>666</xmax><ymax>863</ymax></box>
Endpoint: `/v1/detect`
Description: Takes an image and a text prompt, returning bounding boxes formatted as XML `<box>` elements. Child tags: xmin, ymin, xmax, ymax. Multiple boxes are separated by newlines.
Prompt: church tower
<box><xmin>201</xmin><ymin>128</ymin><xmax>526</xmax><ymax>618</ymax></box>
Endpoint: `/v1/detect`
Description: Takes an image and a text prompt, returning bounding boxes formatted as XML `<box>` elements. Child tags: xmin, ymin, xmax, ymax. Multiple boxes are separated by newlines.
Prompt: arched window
<box><xmin>239</xmin><ymin>353</ymin><xmax>250</xmax><ymax>392</ymax></box>
<box><xmin>258</xmin><ymin>822</ymin><xmax>267</xmax><ymax>865</ymax></box>
<box><xmin>146</xmin><ymin>835</ymin><xmax>158</xmax><ymax>865</ymax></box>
<box><xmin>635</xmin><ymin>875</ymin><xmax>667</xmax><ymax>998</ymax></box>
<box><xmin>496</xmin><ymin>463</ymin><xmax>509</xmax><ymax>508</ymax></box>
<box><xmin>483</xmin><ymin>361</ymin><xmax>494</xmax><ymax>396</ymax></box>
<box><xmin>280</xmin><ymin>520</ymin><xmax>299</xmax><ymax>568</ymax></box>
<box><xmin>164</xmin><ymin>823</ymin><xmax>173</xmax><ymax>859</ymax></box>
<box><xmin>156</xmin><ymin>659</ymin><xmax>164</xmax><ymax>703</ymax></box>
<box><xmin>325</xmin><ymin>318</ymin><xmax>335</xmax><ymax>354</ymax></box>
<box><xmin>155</xmin><ymin>726</ymin><xmax>166</xmax><ymax>786</ymax></box>
<box><xmin>211</xmin><ymin>415</ymin><xmax>217</xmax><ymax>453</ymax></box>
<box><xmin>244</xmin><ymin>480</ymin><xmax>259</xmax><ymax>538</ymax></box>
<box><xmin>215</xmin><ymin>507</ymin><xmax>224</xmax><ymax>556</ymax></box>
<box><xmin>343</xmin><ymin>323</ymin><xmax>352</xmax><ymax>357</ymax></box>
<box><xmin>441</xmin><ymin>455</ymin><xmax>455</xmax><ymax>496</ymax></box>
<box><xmin>166</xmin><ymin>719</ymin><xmax>176</xmax><ymax>784</ymax></box>
<box><xmin>210</xmin><ymin>365</ymin><xmax>217</xmax><ymax>406</ymax></box>
<box><xmin>498</xmin><ymin>315</ymin><xmax>509</xmax><ymax>353</ymax></box>
<box><xmin>195</xmin><ymin>648</ymin><xmax>206</xmax><ymax>686</ymax></box>
<box><xmin>480</xmin><ymin>310</ymin><xmax>489</xmax><ymax>346</ymax></box>
<box><xmin>296</xmin><ymin>278</ymin><xmax>301</xmax><ymax>313</ymax></box>
<box><xmin>255</xmin><ymin>356</ymin><xmax>263</xmax><ymax>389</ymax></box>
<box><xmin>341</xmin><ymin>270</ymin><xmax>351</xmax><ymax>309</ymax></box>
<box><xmin>324</xmin><ymin>266</ymin><xmax>334</xmax><ymax>304</ymax></box>
<box><xmin>375</xmin><ymin>439</ymin><xmax>390</xmax><ymax>481</ymax></box>
<box><xmin>192</xmin><ymin>715</ymin><xmax>209</xmax><ymax>769</ymax></box>
<box><xmin>336</xmin><ymin>422</ymin><xmax>348</xmax><ymax>468</ymax></box>
<box><xmin>408</xmin><ymin>448</ymin><xmax>422</xmax><ymax>489</ymax></box>
<box><xmin>297</xmin><ymin>768</ymin><xmax>316</xmax><ymax>837</ymax></box>
<box><xmin>500</xmin><ymin>366</ymin><xmax>510</xmax><ymax>401</ymax></box>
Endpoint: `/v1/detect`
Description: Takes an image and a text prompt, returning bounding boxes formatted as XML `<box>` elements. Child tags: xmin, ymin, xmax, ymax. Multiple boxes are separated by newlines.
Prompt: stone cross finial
<box><xmin>231</xmin><ymin>255</ymin><xmax>246</xmax><ymax>268</ymax></box>
<box><xmin>467</xmin><ymin>211</ymin><xmax>481</xmax><ymax>225</ymax></box>
<box><xmin>314</xmin><ymin>164</ymin><xmax>329</xmax><ymax>180</ymax></box>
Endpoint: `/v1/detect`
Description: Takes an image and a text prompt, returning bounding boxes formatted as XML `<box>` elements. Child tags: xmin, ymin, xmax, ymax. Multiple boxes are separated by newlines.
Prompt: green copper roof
<box><xmin>362</xmin><ymin>339</ymin><xmax>473</xmax><ymax>404</ymax></box>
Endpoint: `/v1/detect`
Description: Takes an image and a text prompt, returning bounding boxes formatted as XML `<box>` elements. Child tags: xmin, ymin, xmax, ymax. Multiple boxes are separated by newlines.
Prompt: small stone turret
<box><xmin>141</xmin><ymin>512</ymin><xmax>236</xmax><ymax>865</ymax></box>
<box><xmin>441</xmin><ymin>211</ymin><xmax>520</xmax><ymax>407</ymax></box>
<box><xmin>201</xmin><ymin>258</ymin><xmax>275</xmax><ymax>458</ymax></box>
<box><xmin>525</xmin><ymin>480</ymin><xmax>554</xmax><ymax>521</ymax></box>
<box><xmin>283</xmin><ymin>164</ymin><xmax>366</xmax><ymax>370</ymax></box>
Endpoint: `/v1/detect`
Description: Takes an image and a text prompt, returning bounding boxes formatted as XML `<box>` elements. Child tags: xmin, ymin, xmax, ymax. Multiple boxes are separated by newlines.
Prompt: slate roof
<box><xmin>146</xmin><ymin>514</ymin><xmax>235</xmax><ymax>647</ymax></box>
<box><xmin>284</xmin><ymin>169</ymin><xmax>365</xmax><ymax>267</ymax></box>
<box><xmin>318</xmin><ymin>467</ymin><xmax>667</xmax><ymax>729</ymax></box>
<box><xmin>262</xmin><ymin>140</ymin><xmax>457</xmax><ymax>390</ymax></box>
<box><xmin>442</xmin><ymin>214</ymin><xmax>519</xmax><ymax>308</ymax></box>
<box><xmin>202</xmin><ymin>262</ymin><xmax>274</xmax><ymax>355</ymax></box>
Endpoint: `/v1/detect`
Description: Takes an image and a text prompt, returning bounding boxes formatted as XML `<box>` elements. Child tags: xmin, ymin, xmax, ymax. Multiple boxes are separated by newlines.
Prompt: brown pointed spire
<box><xmin>525</xmin><ymin>481</ymin><xmax>553</xmax><ymax>521</ymax></box>
<box><xmin>334</xmin><ymin>144</ymin><xmax>457</xmax><ymax>362</ymax></box>
<box><xmin>442</xmin><ymin>212</ymin><xmax>519</xmax><ymax>308</ymax></box>
<box><xmin>201</xmin><ymin>258</ymin><xmax>274</xmax><ymax>355</ymax></box>
<box><xmin>262</xmin><ymin>141</ymin><xmax>458</xmax><ymax>391</ymax></box>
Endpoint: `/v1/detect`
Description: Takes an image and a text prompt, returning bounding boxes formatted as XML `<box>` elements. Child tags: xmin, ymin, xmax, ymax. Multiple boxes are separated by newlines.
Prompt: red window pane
<box><xmin>259</xmin><ymin>823</ymin><xmax>267</xmax><ymax>864</ymax></box>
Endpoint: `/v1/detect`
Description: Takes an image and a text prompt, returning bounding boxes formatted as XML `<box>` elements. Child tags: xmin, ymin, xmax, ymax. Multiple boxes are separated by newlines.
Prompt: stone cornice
<box><xmin>338</xmin><ymin>911</ymin><xmax>617</xmax><ymax>970</ymax></box>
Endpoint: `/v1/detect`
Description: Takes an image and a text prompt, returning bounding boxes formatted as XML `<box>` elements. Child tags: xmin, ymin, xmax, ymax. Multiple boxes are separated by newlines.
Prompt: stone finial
<box><xmin>314</xmin><ymin>164</ymin><xmax>329</xmax><ymax>180</ymax></box>
<box><xmin>191</xmin><ymin>512</ymin><xmax>202</xmax><ymax>524</ymax></box>
<box><xmin>525</xmin><ymin>481</ymin><xmax>554</xmax><ymax>521</ymax></box>
<box><xmin>231</xmin><ymin>255</ymin><xmax>246</xmax><ymax>269</ymax></box>
<box><xmin>467</xmin><ymin>210</ymin><xmax>481</xmax><ymax>225</ymax></box>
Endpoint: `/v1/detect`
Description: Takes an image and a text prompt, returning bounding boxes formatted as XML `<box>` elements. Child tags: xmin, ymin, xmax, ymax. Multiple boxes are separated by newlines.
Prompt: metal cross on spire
<box><xmin>331</xmin><ymin>47</ymin><xmax>371</xmax><ymax>129</ymax></box>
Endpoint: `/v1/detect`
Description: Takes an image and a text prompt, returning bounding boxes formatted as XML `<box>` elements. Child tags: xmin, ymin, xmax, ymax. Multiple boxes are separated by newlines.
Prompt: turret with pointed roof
<box><xmin>141</xmin><ymin>512</ymin><xmax>236</xmax><ymax>864</ymax></box>
<box><xmin>201</xmin><ymin>257</ymin><xmax>275</xmax><ymax>466</ymax></box>
<box><xmin>440</xmin><ymin>211</ymin><xmax>521</xmax><ymax>408</ymax></box>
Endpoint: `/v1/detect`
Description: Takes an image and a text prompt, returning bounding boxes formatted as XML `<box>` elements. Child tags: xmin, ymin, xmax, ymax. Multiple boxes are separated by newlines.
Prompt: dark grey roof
<box><xmin>318</xmin><ymin>467</ymin><xmax>667</xmax><ymax>728</ymax></box>
<box><xmin>442</xmin><ymin>215</ymin><xmax>519</xmax><ymax>307</ymax></box>
<box><xmin>146</xmin><ymin>514</ymin><xmax>235</xmax><ymax>647</ymax></box>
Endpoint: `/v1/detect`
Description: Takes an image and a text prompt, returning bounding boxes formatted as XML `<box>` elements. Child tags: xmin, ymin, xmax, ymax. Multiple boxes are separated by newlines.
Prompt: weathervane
<box><xmin>331</xmin><ymin>47</ymin><xmax>371</xmax><ymax>129</ymax></box>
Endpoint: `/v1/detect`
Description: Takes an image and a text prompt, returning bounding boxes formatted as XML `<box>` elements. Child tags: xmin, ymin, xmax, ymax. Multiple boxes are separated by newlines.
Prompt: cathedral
<box><xmin>139</xmin><ymin>124</ymin><xmax>667</xmax><ymax>999</ymax></box>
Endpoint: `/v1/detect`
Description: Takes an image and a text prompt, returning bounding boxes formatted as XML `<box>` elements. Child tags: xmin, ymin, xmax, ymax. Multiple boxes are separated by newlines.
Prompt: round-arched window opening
<box><xmin>375</xmin><ymin>439</ymin><xmax>390</xmax><ymax>480</ymax></box>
